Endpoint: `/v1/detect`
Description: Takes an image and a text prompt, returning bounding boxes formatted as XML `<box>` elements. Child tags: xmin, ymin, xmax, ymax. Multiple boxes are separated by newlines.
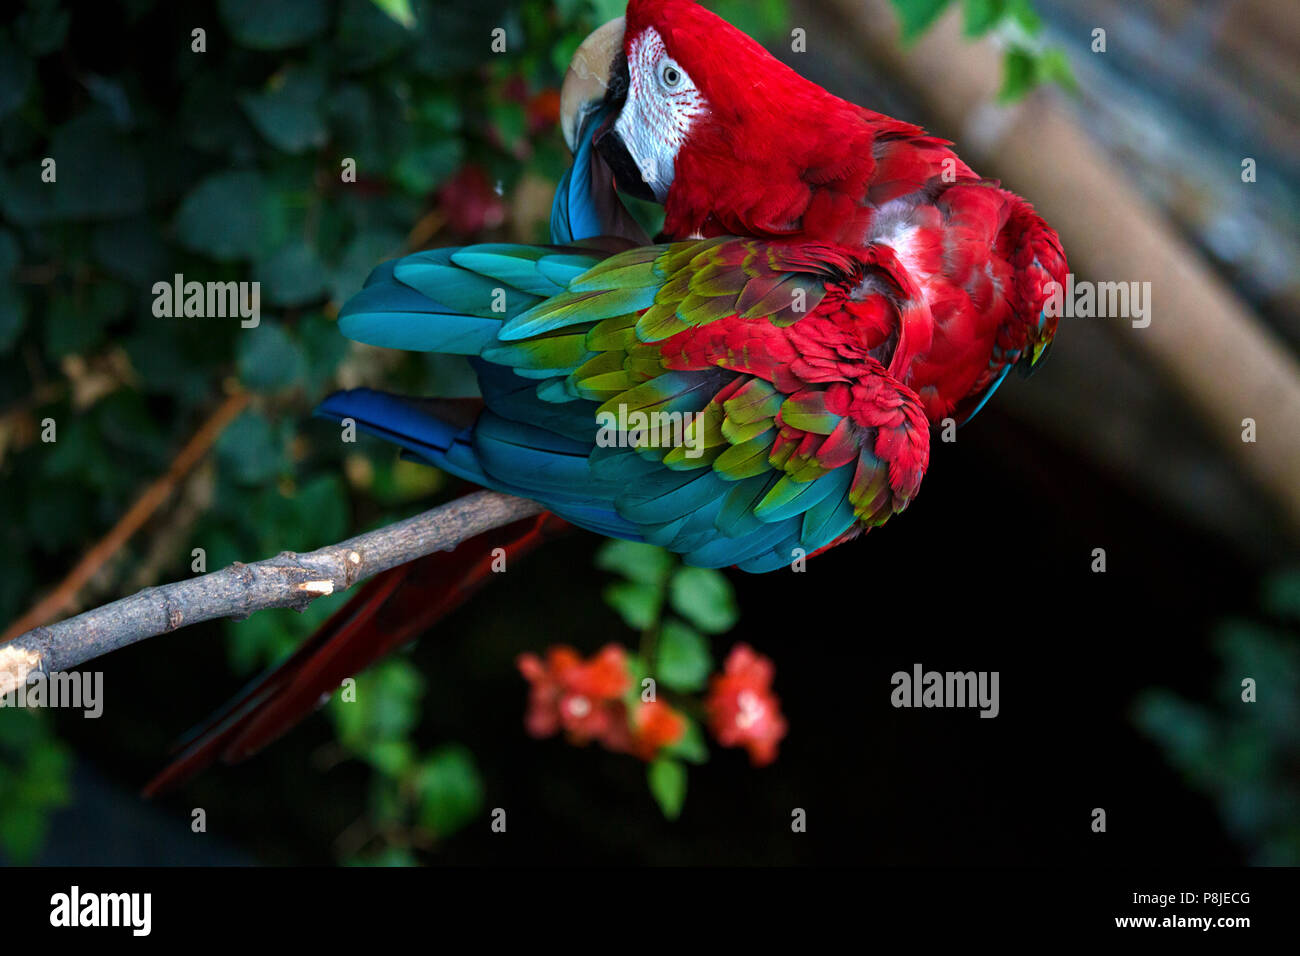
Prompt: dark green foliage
<box><xmin>888</xmin><ymin>0</ymin><xmax>1075</xmax><ymax>100</ymax></box>
<box><xmin>0</xmin><ymin>710</ymin><xmax>71</xmax><ymax>863</ymax></box>
<box><xmin>1134</xmin><ymin>569</ymin><xmax>1300</xmax><ymax>865</ymax></box>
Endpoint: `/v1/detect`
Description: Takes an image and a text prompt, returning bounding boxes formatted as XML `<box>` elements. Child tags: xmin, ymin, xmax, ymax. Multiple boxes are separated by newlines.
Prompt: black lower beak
<box><xmin>591</xmin><ymin>49</ymin><xmax>656</xmax><ymax>204</ymax></box>
<box><xmin>593</xmin><ymin>118</ymin><xmax>656</xmax><ymax>204</ymax></box>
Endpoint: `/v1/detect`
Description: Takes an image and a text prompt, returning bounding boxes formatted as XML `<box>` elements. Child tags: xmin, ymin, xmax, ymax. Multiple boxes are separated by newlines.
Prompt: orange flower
<box><xmin>517</xmin><ymin>645</ymin><xmax>631</xmax><ymax>744</ymax></box>
<box><xmin>518</xmin><ymin>645</ymin><xmax>692</xmax><ymax>762</ymax></box>
<box><xmin>615</xmin><ymin>699</ymin><xmax>687</xmax><ymax>761</ymax></box>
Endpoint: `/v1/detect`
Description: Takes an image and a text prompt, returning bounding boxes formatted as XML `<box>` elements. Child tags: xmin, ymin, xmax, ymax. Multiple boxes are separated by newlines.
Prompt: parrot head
<box><xmin>561</xmin><ymin>0</ymin><xmax>891</xmax><ymax>242</ymax></box>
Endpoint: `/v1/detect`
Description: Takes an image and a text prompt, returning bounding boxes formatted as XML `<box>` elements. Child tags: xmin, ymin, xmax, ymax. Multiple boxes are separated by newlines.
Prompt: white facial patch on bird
<box><xmin>614</xmin><ymin>27</ymin><xmax>708</xmax><ymax>203</ymax></box>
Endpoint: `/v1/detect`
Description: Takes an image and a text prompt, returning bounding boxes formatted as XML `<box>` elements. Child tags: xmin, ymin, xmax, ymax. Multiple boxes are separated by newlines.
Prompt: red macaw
<box><xmin>145</xmin><ymin>0</ymin><xmax>1065</xmax><ymax>794</ymax></box>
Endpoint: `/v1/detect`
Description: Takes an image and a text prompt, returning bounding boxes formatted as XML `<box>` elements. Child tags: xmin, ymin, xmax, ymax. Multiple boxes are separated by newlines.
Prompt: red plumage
<box><xmin>628</xmin><ymin>0</ymin><xmax>1067</xmax><ymax>422</ymax></box>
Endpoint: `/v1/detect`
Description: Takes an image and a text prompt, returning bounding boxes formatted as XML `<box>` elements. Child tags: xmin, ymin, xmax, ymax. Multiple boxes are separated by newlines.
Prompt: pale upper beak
<box><xmin>559</xmin><ymin>17</ymin><xmax>625</xmax><ymax>152</ymax></box>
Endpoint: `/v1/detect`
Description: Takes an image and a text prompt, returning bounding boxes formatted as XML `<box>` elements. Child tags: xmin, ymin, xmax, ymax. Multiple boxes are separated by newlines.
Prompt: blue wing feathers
<box><xmin>315</xmin><ymin>389</ymin><xmax>487</xmax><ymax>485</ymax></box>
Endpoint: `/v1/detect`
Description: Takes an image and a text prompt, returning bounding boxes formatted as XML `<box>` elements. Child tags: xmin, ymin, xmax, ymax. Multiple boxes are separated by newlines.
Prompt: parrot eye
<box><xmin>610</xmin><ymin>28</ymin><xmax>708</xmax><ymax>204</ymax></box>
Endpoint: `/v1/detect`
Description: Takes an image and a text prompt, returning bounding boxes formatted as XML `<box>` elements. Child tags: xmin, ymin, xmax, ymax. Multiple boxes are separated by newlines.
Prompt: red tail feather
<box><xmin>143</xmin><ymin>510</ymin><xmax>568</xmax><ymax>796</ymax></box>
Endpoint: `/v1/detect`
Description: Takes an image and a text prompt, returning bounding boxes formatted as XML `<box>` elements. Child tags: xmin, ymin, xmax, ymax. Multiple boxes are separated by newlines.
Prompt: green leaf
<box><xmin>596</xmin><ymin>539</ymin><xmax>674</xmax><ymax>586</ymax></box>
<box><xmin>603</xmin><ymin>580</ymin><xmax>662</xmax><ymax>632</ymax></box>
<box><xmin>291</xmin><ymin>474</ymin><xmax>349</xmax><ymax>545</ymax></box>
<box><xmin>1133</xmin><ymin>691</ymin><xmax>1217</xmax><ymax>779</ymax></box>
<box><xmin>416</xmin><ymin>93</ymin><xmax>460</xmax><ymax>133</ymax></box>
<box><xmin>370</xmin><ymin>0</ymin><xmax>417</xmax><ymax>29</ymax></box>
<box><xmin>327</xmin><ymin>84</ymin><xmax>397</xmax><ymax>173</ymax></box>
<box><xmin>175</xmin><ymin>171</ymin><xmax>268</xmax><ymax>261</ymax></box>
<box><xmin>655</xmin><ymin>618</ymin><xmax>712</xmax><ymax>692</ymax></box>
<box><xmin>1037</xmin><ymin>47</ymin><xmax>1077</xmax><ymax>92</ymax></box>
<box><xmin>0</xmin><ymin>114</ymin><xmax>146</xmax><ymax>224</ymax></box>
<box><xmin>0</xmin><ymin>802</ymin><xmax>46</xmax><ymax>863</ymax></box>
<box><xmin>0</xmin><ymin>710</ymin><xmax>42</xmax><ymax>748</ymax></box>
<box><xmin>240</xmin><ymin>68</ymin><xmax>328</xmax><ymax>154</ymax></box>
<box><xmin>0</xmin><ymin>712</ymin><xmax>71</xmax><ymax>864</ymax></box>
<box><xmin>1262</xmin><ymin>569</ymin><xmax>1300</xmax><ymax>622</ymax></box>
<box><xmin>216</xmin><ymin>409</ymin><xmax>283</xmax><ymax>484</ymax></box>
<box><xmin>237</xmin><ymin>321</ymin><xmax>307</xmax><ymax>390</ymax></box>
<box><xmin>551</xmin><ymin>31</ymin><xmax>585</xmax><ymax>78</ymax></box>
<box><xmin>1005</xmin><ymin>0</ymin><xmax>1042</xmax><ymax>32</ymax></box>
<box><xmin>44</xmin><ymin>282</ymin><xmax>127</xmax><ymax>358</ymax></box>
<box><xmin>961</xmin><ymin>0</ymin><xmax>1004</xmax><ymax>35</ymax></box>
<box><xmin>53</xmin><ymin>114</ymin><xmax>146</xmax><ymax>219</ymax></box>
<box><xmin>227</xmin><ymin>579</ymin><xmax>351</xmax><ymax>672</ymax></box>
<box><xmin>219</xmin><ymin>0</ymin><xmax>329</xmax><ymax>50</ymax></box>
<box><xmin>647</xmin><ymin>757</ymin><xmax>686</xmax><ymax>820</ymax></box>
<box><xmin>330</xmin><ymin>659</ymin><xmax>425</xmax><ymax>752</ymax></box>
<box><xmin>392</xmin><ymin>138</ymin><xmax>464</xmax><ymax>195</ymax></box>
<box><xmin>891</xmin><ymin>0</ymin><xmax>953</xmax><ymax>42</ymax></box>
<box><xmin>492</xmin><ymin>101</ymin><xmax>528</xmax><ymax>152</ymax></box>
<box><xmin>82</xmin><ymin>74</ymin><xmax>131</xmax><ymax>127</ymax></box>
<box><xmin>366</xmin><ymin>739</ymin><xmax>414</xmax><ymax>776</ymax></box>
<box><xmin>336</xmin><ymin>0</ymin><xmax>416</xmax><ymax>73</ymax></box>
<box><xmin>663</xmin><ymin>715</ymin><xmax>709</xmax><ymax>765</ymax></box>
<box><xmin>123</xmin><ymin>325</ymin><xmax>214</xmax><ymax>405</ymax></box>
<box><xmin>621</xmin><ymin>652</ymin><xmax>651</xmax><ymax>709</ymax></box>
<box><xmin>255</xmin><ymin>240</ymin><xmax>328</xmax><ymax>306</ymax></box>
<box><xmin>41</xmin><ymin>419</ymin><xmax>108</xmax><ymax>485</ymax></box>
<box><xmin>589</xmin><ymin>0</ymin><xmax>628</xmax><ymax>23</ymax></box>
<box><xmin>668</xmin><ymin>566</ymin><xmax>738</xmax><ymax>634</ymax></box>
<box><xmin>367</xmin><ymin>456</ymin><xmax>444</xmax><ymax>505</ymax></box>
<box><xmin>226</xmin><ymin>608</ymin><xmax>304</xmax><ymax>673</ymax></box>
<box><xmin>996</xmin><ymin>44</ymin><xmax>1073</xmax><ymax>102</ymax></box>
<box><xmin>299</xmin><ymin>312</ymin><xmax>351</xmax><ymax>396</ymax></box>
<box><xmin>179</xmin><ymin>73</ymin><xmax>260</xmax><ymax>158</ymax></box>
<box><xmin>91</xmin><ymin>218</ymin><xmax>168</xmax><ymax>285</ymax></box>
<box><xmin>416</xmin><ymin>744</ymin><xmax>484</xmax><ymax>837</ymax></box>
<box><xmin>194</xmin><ymin>525</ymin><xmax>243</xmax><ymax>578</ymax></box>
<box><xmin>407</xmin><ymin>1</ymin><xmax>516</xmax><ymax>77</ymax></box>
<box><xmin>998</xmin><ymin>48</ymin><xmax>1037</xmax><ymax>103</ymax></box>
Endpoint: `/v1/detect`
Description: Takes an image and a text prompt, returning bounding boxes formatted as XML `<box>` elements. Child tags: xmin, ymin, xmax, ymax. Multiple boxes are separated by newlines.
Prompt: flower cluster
<box><xmin>518</xmin><ymin>643</ymin><xmax>786</xmax><ymax>766</ymax></box>
<box><xmin>517</xmin><ymin>644</ymin><xmax>686</xmax><ymax>759</ymax></box>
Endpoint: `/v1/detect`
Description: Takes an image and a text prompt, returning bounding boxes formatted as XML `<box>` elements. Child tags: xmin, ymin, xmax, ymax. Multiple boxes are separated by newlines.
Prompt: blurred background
<box><xmin>0</xmin><ymin>0</ymin><xmax>1296</xmax><ymax>865</ymax></box>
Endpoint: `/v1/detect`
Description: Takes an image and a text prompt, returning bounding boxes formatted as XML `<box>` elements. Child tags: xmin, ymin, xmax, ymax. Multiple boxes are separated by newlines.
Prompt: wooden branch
<box><xmin>0</xmin><ymin>491</ymin><xmax>544</xmax><ymax>695</ymax></box>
